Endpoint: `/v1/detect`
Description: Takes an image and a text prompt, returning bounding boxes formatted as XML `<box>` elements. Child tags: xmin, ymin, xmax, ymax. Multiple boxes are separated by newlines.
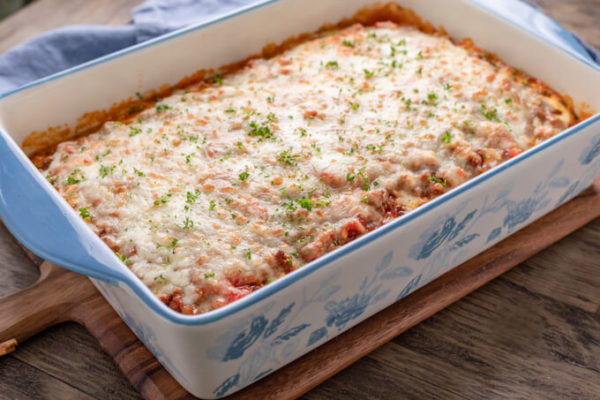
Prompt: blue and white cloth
<box><xmin>0</xmin><ymin>0</ymin><xmax>597</xmax><ymax>95</ymax></box>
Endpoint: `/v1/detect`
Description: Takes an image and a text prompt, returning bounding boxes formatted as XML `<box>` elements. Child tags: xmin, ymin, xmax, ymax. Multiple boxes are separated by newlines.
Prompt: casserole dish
<box><xmin>0</xmin><ymin>0</ymin><xmax>599</xmax><ymax>397</ymax></box>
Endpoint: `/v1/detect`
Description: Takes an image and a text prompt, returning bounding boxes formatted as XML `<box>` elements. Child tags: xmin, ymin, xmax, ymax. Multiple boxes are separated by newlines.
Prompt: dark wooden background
<box><xmin>0</xmin><ymin>0</ymin><xmax>599</xmax><ymax>399</ymax></box>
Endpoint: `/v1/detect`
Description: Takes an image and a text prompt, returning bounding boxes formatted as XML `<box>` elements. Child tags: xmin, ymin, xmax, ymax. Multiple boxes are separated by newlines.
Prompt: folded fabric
<box><xmin>0</xmin><ymin>0</ymin><xmax>597</xmax><ymax>95</ymax></box>
<box><xmin>132</xmin><ymin>0</ymin><xmax>261</xmax><ymax>42</ymax></box>
<box><xmin>0</xmin><ymin>0</ymin><xmax>262</xmax><ymax>94</ymax></box>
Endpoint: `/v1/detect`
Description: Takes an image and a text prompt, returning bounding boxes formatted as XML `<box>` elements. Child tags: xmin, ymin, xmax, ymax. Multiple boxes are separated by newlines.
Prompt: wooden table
<box><xmin>1</xmin><ymin>1</ymin><xmax>599</xmax><ymax>399</ymax></box>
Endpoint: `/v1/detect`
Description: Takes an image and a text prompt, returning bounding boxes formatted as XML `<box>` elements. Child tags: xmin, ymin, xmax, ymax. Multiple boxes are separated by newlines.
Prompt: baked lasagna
<box><xmin>34</xmin><ymin>18</ymin><xmax>577</xmax><ymax>314</ymax></box>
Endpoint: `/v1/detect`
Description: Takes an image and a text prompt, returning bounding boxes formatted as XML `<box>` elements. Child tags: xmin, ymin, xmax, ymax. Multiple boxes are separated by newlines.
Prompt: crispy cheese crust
<box><xmin>36</xmin><ymin>21</ymin><xmax>576</xmax><ymax>314</ymax></box>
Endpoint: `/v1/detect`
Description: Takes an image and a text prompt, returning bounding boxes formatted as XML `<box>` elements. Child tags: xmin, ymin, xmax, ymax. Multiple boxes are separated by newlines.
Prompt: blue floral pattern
<box><xmin>322</xmin><ymin>251</ymin><xmax>411</xmax><ymax>330</ymax></box>
<box><xmin>214</xmin><ymin>374</ymin><xmax>239</xmax><ymax>397</ymax></box>
<box><xmin>486</xmin><ymin>227</ymin><xmax>502</xmax><ymax>243</ymax></box>
<box><xmin>207</xmin><ymin>276</ymin><xmax>339</xmax><ymax>396</ymax></box>
<box><xmin>94</xmin><ymin>283</ymin><xmax>192</xmax><ymax>389</ymax></box>
<box><xmin>408</xmin><ymin>159</ymin><xmax>574</xmax><ymax>278</ymax></box>
<box><xmin>208</xmin><ymin>250</ymin><xmax>415</xmax><ymax>396</ymax></box>
<box><xmin>209</xmin><ymin>301</ymin><xmax>313</xmax><ymax>396</ymax></box>
<box><xmin>502</xmin><ymin>195</ymin><xmax>549</xmax><ymax>230</ymax></box>
<box><xmin>205</xmin><ymin>152</ymin><xmax>600</xmax><ymax>397</ymax></box>
<box><xmin>409</xmin><ymin>206</ymin><xmax>478</xmax><ymax>261</ymax></box>
<box><xmin>579</xmin><ymin>135</ymin><xmax>600</xmax><ymax>165</ymax></box>
<box><xmin>223</xmin><ymin>316</ymin><xmax>268</xmax><ymax>361</ymax></box>
<box><xmin>307</xmin><ymin>327</ymin><xmax>327</xmax><ymax>347</ymax></box>
<box><xmin>396</xmin><ymin>274</ymin><xmax>423</xmax><ymax>301</ymax></box>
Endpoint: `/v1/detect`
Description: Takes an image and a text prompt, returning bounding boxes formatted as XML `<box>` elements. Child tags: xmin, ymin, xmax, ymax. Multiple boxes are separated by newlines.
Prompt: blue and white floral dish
<box><xmin>0</xmin><ymin>0</ymin><xmax>598</xmax><ymax>397</ymax></box>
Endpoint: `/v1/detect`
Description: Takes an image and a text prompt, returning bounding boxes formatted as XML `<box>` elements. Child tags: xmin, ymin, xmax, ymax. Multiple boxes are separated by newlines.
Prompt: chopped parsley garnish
<box><xmin>357</xmin><ymin>169</ymin><xmax>370</xmax><ymax>191</ymax></box>
<box><xmin>153</xmin><ymin>191</ymin><xmax>172</xmax><ymax>206</ymax></box>
<box><xmin>66</xmin><ymin>174</ymin><xmax>80</xmax><ymax>185</ymax></box>
<box><xmin>350</xmin><ymin>102</ymin><xmax>360</xmax><ymax>111</ymax></box>
<box><xmin>277</xmin><ymin>149</ymin><xmax>299</xmax><ymax>166</ymax></box>
<box><xmin>363</xmin><ymin>69</ymin><xmax>374</xmax><ymax>77</ymax></box>
<box><xmin>204</xmin><ymin>273</ymin><xmax>215</xmax><ymax>279</ymax></box>
<box><xmin>133</xmin><ymin>168</ymin><xmax>144</xmax><ymax>177</ymax></box>
<box><xmin>129</xmin><ymin>126</ymin><xmax>142</xmax><ymax>136</ymax></box>
<box><xmin>171</xmin><ymin>238</ymin><xmax>179</xmax><ymax>247</ymax></box>
<box><xmin>416</xmin><ymin>67</ymin><xmax>423</xmax><ymax>74</ymax></box>
<box><xmin>443</xmin><ymin>83</ymin><xmax>452</xmax><ymax>90</ymax></box>
<box><xmin>346</xmin><ymin>172</ymin><xmax>355</xmax><ymax>182</ymax></box>
<box><xmin>342</xmin><ymin>39</ymin><xmax>355</xmax><ymax>47</ymax></box>
<box><xmin>282</xmin><ymin>199</ymin><xmax>296</xmax><ymax>212</ymax></box>
<box><xmin>186</xmin><ymin>191</ymin><xmax>199</xmax><ymax>204</ymax></box>
<box><xmin>155</xmin><ymin>104</ymin><xmax>172</xmax><ymax>113</ymax></box>
<box><xmin>239</xmin><ymin>171</ymin><xmax>250</xmax><ymax>181</ymax></box>
<box><xmin>296</xmin><ymin>197</ymin><xmax>314</xmax><ymax>211</ymax></box>
<box><xmin>248</xmin><ymin>120</ymin><xmax>273</xmax><ymax>139</ymax></box>
<box><xmin>504</xmin><ymin>98</ymin><xmax>513</xmax><ymax>104</ymax></box>
<box><xmin>224</xmin><ymin>107</ymin><xmax>236</xmax><ymax>113</ymax></box>
<box><xmin>441</xmin><ymin>130</ymin><xmax>453</xmax><ymax>144</ymax></box>
<box><xmin>245</xmin><ymin>249</ymin><xmax>252</xmax><ymax>260</ymax></box>
<box><xmin>213</xmin><ymin>73</ymin><xmax>223</xmax><ymax>85</ymax></box>
<box><xmin>116</xmin><ymin>252</ymin><xmax>131</xmax><ymax>265</ymax></box>
<box><xmin>296</xmin><ymin>127</ymin><xmax>307</xmax><ymax>137</ymax></box>
<box><xmin>427</xmin><ymin>92</ymin><xmax>437</xmax><ymax>101</ymax></box>
<box><xmin>79</xmin><ymin>207</ymin><xmax>90</xmax><ymax>218</ymax></box>
<box><xmin>183</xmin><ymin>217</ymin><xmax>194</xmax><ymax>229</ymax></box>
<box><xmin>481</xmin><ymin>105</ymin><xmax>499</xmax><ymax>121</ymax></box>
<box><xmin>428</xmin><ymin>176</ymin><xmax>447</xmax><ymax>187</ymax></box>
<box><xmin>209</xmin><ymin>200</ymin><xmax>216</xmax><ymax>210</ymax></box>
<box><xmin>325</xmin><ymin>60</ymin><xmax>339</xmax><ymax>69</ymax></box>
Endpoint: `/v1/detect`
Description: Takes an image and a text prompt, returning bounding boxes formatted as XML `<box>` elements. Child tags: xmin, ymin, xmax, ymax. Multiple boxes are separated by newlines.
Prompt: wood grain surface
<box><xmin>0</xmin><ymin>1</ymin><xmax>599</xmax><ymax>399</ymax></box>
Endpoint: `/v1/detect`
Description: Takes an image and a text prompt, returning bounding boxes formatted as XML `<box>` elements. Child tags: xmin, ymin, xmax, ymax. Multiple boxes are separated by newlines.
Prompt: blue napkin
<box><xmin>0</xmin><ymin>0</ymin><xmax>262</xmax><ymax>94</ymax></box>
<box><xmin>0</xmin><ymin>0</ymin><xmax>597</xmax><ymax>95</ymax></box>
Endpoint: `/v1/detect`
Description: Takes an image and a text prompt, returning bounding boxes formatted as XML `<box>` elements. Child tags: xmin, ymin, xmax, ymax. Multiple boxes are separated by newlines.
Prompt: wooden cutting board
<box><xmin>1</xmin><ymin>175</ymin><xmax>599</xmax><ymax>400</ymax></box>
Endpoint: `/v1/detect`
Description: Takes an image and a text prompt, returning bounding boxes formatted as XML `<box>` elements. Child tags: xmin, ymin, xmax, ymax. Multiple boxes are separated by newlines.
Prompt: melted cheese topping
<box><xmin>41</xmin><ymin>23</ymin><xmax>572</xmax><ymax>314</ymax></box>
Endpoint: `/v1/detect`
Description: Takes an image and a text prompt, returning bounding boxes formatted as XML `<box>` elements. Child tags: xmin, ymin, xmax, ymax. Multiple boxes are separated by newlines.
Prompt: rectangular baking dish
<box><xmin>0</xmin><ymin>0</ymin><xmax>599</xmax><ymax>398</ymax></box>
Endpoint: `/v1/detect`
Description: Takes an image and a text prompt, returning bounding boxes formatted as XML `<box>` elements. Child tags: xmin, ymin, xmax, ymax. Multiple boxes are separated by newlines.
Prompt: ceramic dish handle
<box><xmin>0</xmin><ymin>133</ymin><xmax>129</xmax><ymax>284</ymax></box>
<box><xmin>472</xmin><ymin>0</ymin><xmax>599</xmax><ymax>64</ymax></box>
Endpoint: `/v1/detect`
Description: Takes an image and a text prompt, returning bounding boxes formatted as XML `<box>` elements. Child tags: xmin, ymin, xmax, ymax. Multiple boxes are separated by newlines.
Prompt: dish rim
<box><xmin>0</xmin><ymin>0</ymin><xmax>599</xmax><ymax>326</ymax></box>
